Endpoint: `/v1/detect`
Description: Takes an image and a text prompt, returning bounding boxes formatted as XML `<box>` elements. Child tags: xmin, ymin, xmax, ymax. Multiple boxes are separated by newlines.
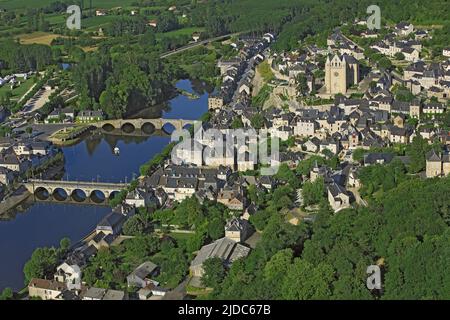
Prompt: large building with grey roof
<box><xmin>190</xmin><ymin>237</ymin><xmax>251</xmax><ymax>277</ymax></box>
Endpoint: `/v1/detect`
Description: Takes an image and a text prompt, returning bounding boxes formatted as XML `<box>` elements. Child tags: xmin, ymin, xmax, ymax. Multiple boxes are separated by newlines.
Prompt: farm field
<box><xmin>16</xmin><ymin>31</ymin><xmax>62</xmax><ymax>45</ymax></box>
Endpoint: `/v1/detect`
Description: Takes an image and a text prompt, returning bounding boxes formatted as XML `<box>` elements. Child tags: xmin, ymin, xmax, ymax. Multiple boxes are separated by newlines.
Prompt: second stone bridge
<box><xmin>24</xmin><ymin>179</ymin><xmax>128</xmax><ymax>203</ymax></box>
<box><xmin>93</xmin><ymin>118</ymin><xmax>196</xmax><ymax>133</ymax></box>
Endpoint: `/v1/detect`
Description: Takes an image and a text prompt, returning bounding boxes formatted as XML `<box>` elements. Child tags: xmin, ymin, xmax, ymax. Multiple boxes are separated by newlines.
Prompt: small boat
<box><xmin>114</xmin><ymin>147</ymin><xmax>120</xmax><ymax>155</ymax></box>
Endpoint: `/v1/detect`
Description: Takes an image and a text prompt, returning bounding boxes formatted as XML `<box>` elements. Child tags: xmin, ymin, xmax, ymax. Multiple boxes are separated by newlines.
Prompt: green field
<box><xmin>168</xmin><ymin>232</ymin><xmax>194</xmax><ymax>245</ymax></box>
<box><xmin>83</xmin><ymin>15</ymin><xmax>119</xmax><ymax>31</ymax></box>
<box><xmin>157</xmin><ymin>27</ymin><xmax>205</xmax><ymax>39</ymax></box>
<box><xmin>0</xmin><ymin>77</ymin><xmax>34</xmax><ymax>101</ymax></box>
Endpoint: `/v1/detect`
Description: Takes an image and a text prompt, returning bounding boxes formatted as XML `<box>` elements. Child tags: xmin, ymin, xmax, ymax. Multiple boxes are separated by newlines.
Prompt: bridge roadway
<box><xmin>93</xmin><ymin>118</ymin><xmax>197</xmax><ymax>132</ymax></box>
<box><xmin>24</xmin><ymin>179</ymin><xmax>128</xmax><ymax>199</ymax></box>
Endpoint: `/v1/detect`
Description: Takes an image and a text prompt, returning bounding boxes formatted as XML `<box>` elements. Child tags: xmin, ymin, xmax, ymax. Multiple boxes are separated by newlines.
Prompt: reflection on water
<box><xmin>131</xmin><ymin>79</ymin><xmax>214</xmax><ymax>120</ymax></box>
<box><xmin>62</xmin><ymin>134</ymin><xmax>171</xmax><ymax>182</ymax></box>
<box><xmin>0</xmin><ymin>80</ymin><xmax>211</xmax><ymax>290</ymax></box>
<box><xmin>0</xmin><ymin>202</ymin><xmax>110</xmax><ymax>291</ymax></box>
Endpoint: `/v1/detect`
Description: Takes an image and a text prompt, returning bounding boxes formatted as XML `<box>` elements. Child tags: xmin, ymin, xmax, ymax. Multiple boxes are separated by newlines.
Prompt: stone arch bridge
<box><xmin>24</xmin><ymin>179</ymin><xmax>128</xmax><ymax>203</ymax></box>
<box><xmin>93</xmin><ymin>118</ymin><xmax>196</xmax><ymax>133</ymax></box>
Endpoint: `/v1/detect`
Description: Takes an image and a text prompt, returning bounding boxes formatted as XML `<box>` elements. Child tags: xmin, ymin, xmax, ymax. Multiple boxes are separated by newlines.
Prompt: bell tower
<box><xmin>325</xmin><ymin>54</ymin><xmax>347</xmax><ymax>95</ymax></box>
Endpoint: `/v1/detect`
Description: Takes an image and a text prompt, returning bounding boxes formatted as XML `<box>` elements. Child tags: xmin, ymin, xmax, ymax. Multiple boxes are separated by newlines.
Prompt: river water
<box><xmin>0</xmin><ymin>79</ymin><xmax>211</xmax><ymax>291</ymax></box>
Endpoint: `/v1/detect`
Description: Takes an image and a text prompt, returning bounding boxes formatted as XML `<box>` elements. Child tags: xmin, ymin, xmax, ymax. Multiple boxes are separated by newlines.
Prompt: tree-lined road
<box><xmin>160</xmin><ymin>32</ymin><xmax>243</xmax><ymax>59</ymax></box>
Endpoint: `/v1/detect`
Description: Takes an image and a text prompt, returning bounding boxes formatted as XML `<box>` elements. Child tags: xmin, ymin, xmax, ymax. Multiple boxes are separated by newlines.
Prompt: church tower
<box><xmin>325</xmin><ymin>54</ymin><xmax>347</xmax><ymax>95</ymax></box>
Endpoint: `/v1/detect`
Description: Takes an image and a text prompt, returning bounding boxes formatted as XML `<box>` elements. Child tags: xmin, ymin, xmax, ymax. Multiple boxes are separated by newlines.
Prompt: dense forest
<box><xmin>204</xmin><ymin>176</ymin><xmax>450</xmax><ymax>299</ymax></box>
<box><xmin>0</xmin><ymin>40</ymin><xmax>53</xmax><ymax>74</ymax></box>
<box><xmin>72</xmin><ymin>42</ymin><xmax>181</xmax><ymax>118</ymax></box>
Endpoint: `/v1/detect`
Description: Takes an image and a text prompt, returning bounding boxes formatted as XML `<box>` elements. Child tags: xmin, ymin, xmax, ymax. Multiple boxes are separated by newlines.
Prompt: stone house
<box><xmin>127</xmin><ymin>261</ymin><xmax>159</xmax><ymax>289</ymax></box>
<box><xmin>294</xmin><ymin>119</ymin><xmax>318</xmax><ymax>137</ymax></box>
<box><xmin>76</xmin><ymin>110</ymin><xmax>104</xmax><ymax>123</ymax></box>
<box><xmin>208</xmin><ymin>95</ymin><xmax>224</xmax><ymax>110</ymax></box>
<box><xmin>95</xmin><ymin>204</ymin><xmax>135</xmax><ymax>236</ymax></box>
<box><xmin>224</xmin><ymin>218</ymin><xmax>252</xmax><ymax>243</ymax></box>
<box><xmin>28</xmin><ymin>278</ymin><xmax>66</xmax><ymax>300</ymax></box>
<box><xmin>217</xmin><ymin>188</ymin><xmax>245</xmax><ymax>211</ymax></box>
<box><xmin>125</xmin><ymin>188</ymin><xmax>154</xmax><ymax>208</ymax></box>
<box><xmin>426</xmin><ymin>149</ymin><xmax>450</xmax><ymax>178</ymax></box>
<box><xmin>0</xmin><ymin>167</ymin><xmax>14</xmax><ymax>185</ymax></box>
<box><xmin>327</xmin><ymin>182</ymin><xmax>351</xmax><ymax>212</ymax></box>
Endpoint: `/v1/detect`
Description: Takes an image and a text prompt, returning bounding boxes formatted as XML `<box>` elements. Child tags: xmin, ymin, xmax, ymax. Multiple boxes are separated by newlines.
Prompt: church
<box><xmin>325</xmin><ymin>54</ymin><xmax>360</xmax><ymax>95</ymax></box>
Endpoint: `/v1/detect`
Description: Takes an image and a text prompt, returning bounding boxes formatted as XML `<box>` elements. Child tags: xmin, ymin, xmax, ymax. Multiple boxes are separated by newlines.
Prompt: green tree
<box><xmin>250</xmin><ymin>114</ymin><xmax>265</xmax><ymax>129</ymax></box>
<box><xmin>302</xmin><ymin>177</ymin><xmax>325</xmax><ymax>206</ymax></box>
<box><xmin>153</xmin><ymin>245</ymin><xmax>188</xmax><ymax>288</ymax></box>
<box><xmin>296</xmin><ymin>74</ymin><xmax>309</xmax><ymax>95</ymax></box>
<box><xmin>123</xmin><ymin>211</ymin><xmax>152</xmax><ymax>236</ymax></box>
<box><xmin>122</xmin><ymin>235</ymin><xmax>160</xmax><ymax>266</ymax></box>
<box><xmin>406</xmin><ymin>135</ymin><xmax>430</xmax><ymax>173</ymax></box>
<box><xmin>0</xmin><ymin>288</ymin><xmax>13</xmax><ymax>300</ymax></box>
<box><xmin>82</xmin><ymin>248</ymin><xmax>120</xmax><ymax>288</ymax></box>
<box><xmin>186</xmin><ymin>231</ymin><xmax>206</xmax><ymax>253</ymax></box>
<box><xmin>378</xmin><ymin>57</ymin><xmax>392</xmax><ymax>70</ymax></box>
<box><xmin>201</xmin><ymin>257</ymin><xmax>226</xmax><ymax>288</ymax></box>
<box><xmin>59</xmin><ymin>237</ymin><xmax>71</xmax><ymax>254</ymax></box>
<box><xmin>275</xmin><ymin>163</ymin><xmax>300</xmax><ymax>188</ymax></box>
<box><xmin>208</xmin><ymin>217</ymin><xmax>225</xmax><ymax>240</ymax></box>
<box><xmin>296</xmin><ymin>156</ymin><xmax>325</xmax><ymax>176</ymax></box>
<box><xmin>23</xmin><ymin>247</ymin><xmax>58</xmax><ymax>284</ymax></box>
<box><xmin>231</xmin><ymin>116</ymin><xmax>244</xmax><ymax>129</ymax></box>
<box><xmin>281</xmin><ymin>259</ymin><xmax>334</xmax><ymax>299</ymax></box>
<box><xmin>394</xmin><ymin>52</ymin><xmax>405</xmax><ymax>60</ymax></box>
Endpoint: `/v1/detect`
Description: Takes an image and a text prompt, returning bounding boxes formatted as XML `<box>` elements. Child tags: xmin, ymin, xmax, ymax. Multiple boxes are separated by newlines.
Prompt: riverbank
<box><xmin>48</xmin><ymin>125</ymin><xmax>93</xmax><ymax>146</ymax></box>
<box><xmin>0</xmin><ymin>187</ymin><xmax>31</xmax><ymax>216</ymax></box>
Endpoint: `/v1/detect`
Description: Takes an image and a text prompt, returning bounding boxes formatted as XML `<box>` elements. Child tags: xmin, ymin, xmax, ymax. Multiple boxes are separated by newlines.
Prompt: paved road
<box><xmin>30</xmin><ymin>123</ymin><xmax>78</xmax><ymax>140</ymax></box>
<box><xmin>160</xmin><ymin>32</ymin><xmax>242</xmax><ymax>59</ymax></box>
<box><xmin>22</xmin><ymin>87</ymin><xmax>55</xmax><ymax>114</ymax></box>
<box><xmin>348</xmin><ymin>187</ymin><xmax>368</xmax><ymax>207</ymax></box>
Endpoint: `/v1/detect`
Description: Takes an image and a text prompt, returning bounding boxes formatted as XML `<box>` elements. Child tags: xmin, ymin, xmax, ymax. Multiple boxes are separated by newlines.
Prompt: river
<box><xmin>0</xmin><ymin>79</ymin><xmax>212</xmax><ymax>291</ymax></box>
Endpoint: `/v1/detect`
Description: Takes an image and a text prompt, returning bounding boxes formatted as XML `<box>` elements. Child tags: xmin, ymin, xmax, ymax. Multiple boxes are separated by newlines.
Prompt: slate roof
<box><xmin>97</xmin><ymin>211</ymin><xmax>126</xmax><ymax>230</ymax></box>
<box><xmin>83</xmin><ymin>287</ymin><xmax>106</xmax><ymax>299</ymax></box>
<box><xmin>191</xmin><ymin>237</ymin><xmax>250</xmax><ymax>268</ymax></box>
<box><xmin>129</xmin><ymin>261</ymin><xmax>158</xmax><ymax>280</ymax></box>
<box><xmin>364</xmin><ymin>153</ymin><xmax>395</xmax><ymax>165</ymax></box>
<box><xmin>426</xmin><ymin>149</ymin><xmax>441</xmax><ymax>162</ymax></box>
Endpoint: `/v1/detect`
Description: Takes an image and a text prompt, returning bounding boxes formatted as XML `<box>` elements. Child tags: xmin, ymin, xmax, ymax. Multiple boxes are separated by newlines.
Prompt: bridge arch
<box><xmin>141</xmin><ymin>122</ymin><xmax>156</xmax><ymax>134</ymax></box>
<box><xmin>121</xmin><ymin>122</ymin><xmax>136</xmax><ymax>133</ymax></box>
<box><xmin>108</xmin><ymin>190</ymin><xmax>120</xmax><ymax>201</ymax></box>
<box><xmin>52</xmin><ymin>188</ymin><xmax>68</xmax><ymax>201</ymax></box>
<box><xmin>102</xmin><ymin>123</ymin><xmax>115</xmax><ymax>132</ymax></box>
<box><xmin>71</xmin><ymin>189</ymin><xmax>87</xmax><ymax>202</ymax></box>
<box><xmin>90</xmin><ymin>190</ymin><xmax>106</xmax><ymax>203</ymax></box>
<box><xmin>34</xmin><ymin>187</ymin><xmax>50</xmax><ymax>200</ymax></box>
